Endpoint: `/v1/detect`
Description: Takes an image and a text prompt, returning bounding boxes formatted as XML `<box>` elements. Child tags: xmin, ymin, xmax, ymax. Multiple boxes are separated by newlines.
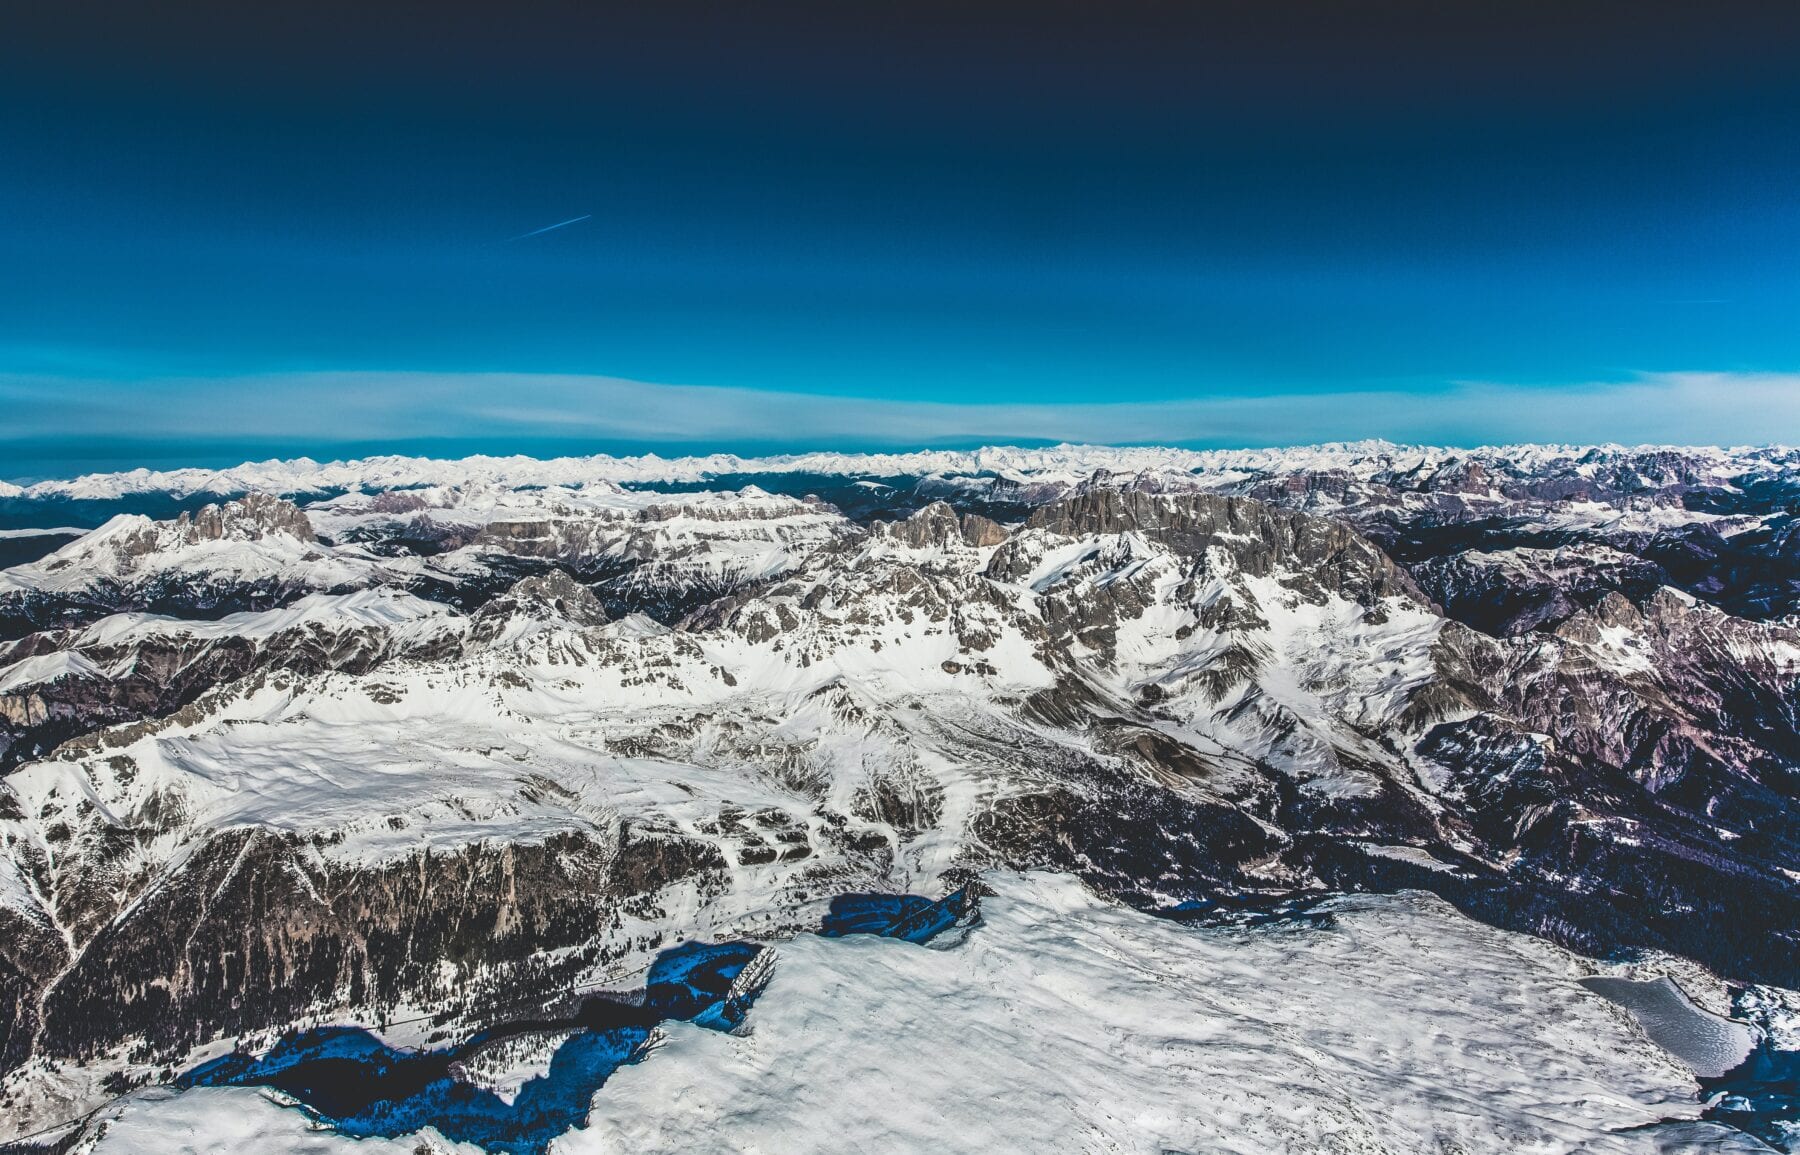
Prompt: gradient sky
<box><xmin>6</xmin><ymin>1</ymin><xmax>1800</xmax><ymax>477</ymax></box>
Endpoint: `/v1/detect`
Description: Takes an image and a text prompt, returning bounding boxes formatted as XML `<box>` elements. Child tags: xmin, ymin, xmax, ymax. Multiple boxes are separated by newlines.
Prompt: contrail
<box><xmin>508</xmin><ymin>213</ymin><xmax>592</xmax><ymax>241</ymax></box>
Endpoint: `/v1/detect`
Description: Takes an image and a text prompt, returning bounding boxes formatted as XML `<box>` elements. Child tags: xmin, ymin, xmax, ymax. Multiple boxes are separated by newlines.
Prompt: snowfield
<box><xmin>77</xmin><ymin>874</ymin><xmax>1759</xmax><ymax>1154</ymax></box>
<box><xmin>583</xmin><ymin>875</ymin><xmax>1745</xmax><ymax>1155</ymax></box>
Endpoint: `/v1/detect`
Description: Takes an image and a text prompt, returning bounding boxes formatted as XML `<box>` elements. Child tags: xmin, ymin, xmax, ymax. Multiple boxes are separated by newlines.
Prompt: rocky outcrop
<box><xmin>0</xmin><ymin>496</ymin><xmax>427</xmax><ymax>641</ymax></box>
<box><xmin>167</xmin><ymin>493</ymin><xmax>316</xmax><ymax>546</ymax></box>
<box><xmin>0</xmin><ymin>895</ymin><xmax>69</xmax><ymax>1074</ymax></box>
<box><xmin>468</xmin><ymin>492</ymin><xmax>850</xmax><ymax>621</ymax></box>
<box><xmin>873</xmin><ymin>502</ymin><xmax>1010</xmax><ymax>552</ymax></box>
<box><xmin>1412</xmin><ymin>544</ymin><xmax>1666</xmax><ymax>635</ymax></box>
<box><xmin>31</xmin><ymin>822</ymin><xmax>727</xmax><ymax>1065</ymax></box>
<box><xmin>469</xmin><ymin>570</ymin><xmax>608</xmax><ymax>644</ymax></box>
<box><xmin>0</xmin><ymin>591</ymin><xmax>466</xmax><ymax>771</ymax></box>
<box><xmin>995</xmin><ymin>489</ymin><xmax>1424</xmax><ymax>606</ymax></box>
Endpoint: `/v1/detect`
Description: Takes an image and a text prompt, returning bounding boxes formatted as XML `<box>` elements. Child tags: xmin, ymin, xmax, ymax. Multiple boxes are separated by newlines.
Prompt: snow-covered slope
<box><xmin>583</xmin><ymin>874</ymin><xmax>1746</xmax><ymax>1155</ymax></box>
<box><xmin>66</xmin><ymin>875</ymin><xmax>1765</xmax><ymax>1154</ymax></box>
<box><xmin>0</xmin><ymin>495</ymin><xmax>470</xmax><ymax>638</ymax></box>
<box><xmin>2</xmin><ymin>446</ymin><xmax>1800</xmax><ymax>1153</ymax></box>
<box><xmin>0</xmin><ymin>587</ymin><xmax>470</xmax><ymax>770</ymax></box>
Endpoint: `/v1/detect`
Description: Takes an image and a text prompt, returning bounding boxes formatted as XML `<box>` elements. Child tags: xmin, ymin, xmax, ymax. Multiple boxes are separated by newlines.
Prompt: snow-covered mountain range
<box><xmin>2</xmin><ymin>442</ymin><xmax>1798</xmax><ymax>1153</ymax></box>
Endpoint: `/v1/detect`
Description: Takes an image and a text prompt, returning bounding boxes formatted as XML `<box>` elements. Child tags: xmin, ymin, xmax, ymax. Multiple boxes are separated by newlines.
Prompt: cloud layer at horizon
<box><xmin>5</xmin><ymin>371</ymin><xmax>1798</xmax><ymax>474</ymax></box>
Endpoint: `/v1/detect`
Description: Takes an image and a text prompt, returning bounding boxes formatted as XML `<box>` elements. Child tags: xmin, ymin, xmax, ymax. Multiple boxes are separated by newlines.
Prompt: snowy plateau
<box><xmin>1</xmin><ymin>441</ymin><xmax>1799</xmax><ymax>1153</ymax></box>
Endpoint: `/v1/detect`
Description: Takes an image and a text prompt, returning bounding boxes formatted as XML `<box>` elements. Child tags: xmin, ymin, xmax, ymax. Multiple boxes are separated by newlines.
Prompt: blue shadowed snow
<box><xmin>643</xmin><ymin>939</ymin><xmax>762</xmax><ymax>1026</ymax></box>
<box><xmin>816</xmin><ymin>886</ymin><xmax>972</xmax><ymax>943</ymax></box>
<box><xmin>174</xmin><ymin>889</ymin><xmax>978</xmax><ymax>1153</ymax></box>
<box><xmin>1574</xmin><ymin>980</ymin><xmax>1800</xmax><ymax>1153</ymax></box>
<box><xmin>1149</xmin><ymin>892</ymin><xmax>1333</xmax><ymax>928</ymax></box>
<box><xmin>1701</xmin><ymin>1039</ymin><xmax>1800</xmax><ymax>1152</ymax></box>
<box><xmin>177</xmin><ymin>938</ymin><xmax>764</xmax><ymax>1155</ymax></box>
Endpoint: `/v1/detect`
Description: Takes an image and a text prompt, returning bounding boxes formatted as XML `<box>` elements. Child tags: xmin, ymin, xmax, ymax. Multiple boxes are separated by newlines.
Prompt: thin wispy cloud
<box><xmin>506</xmin><ymin>214</ymin><xmax>592</xmax><ymax>242</ymax></box>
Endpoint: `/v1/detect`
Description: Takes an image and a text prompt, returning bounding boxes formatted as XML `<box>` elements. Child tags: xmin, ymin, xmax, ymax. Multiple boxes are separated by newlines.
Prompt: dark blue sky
<box><xmin>6</xmin><ymin>1</ymin><xmax>1800</xmax><ymax>476</ymax></box>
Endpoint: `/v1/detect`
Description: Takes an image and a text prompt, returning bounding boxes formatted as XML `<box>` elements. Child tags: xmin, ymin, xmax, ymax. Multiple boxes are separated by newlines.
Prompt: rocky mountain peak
<box><xmin>875</xmin><ymin>502</ymin><xmax>1010</xmax><ymax>551</ymax></box>
<box><xmin>996</xmin><ymin>490</ymin><xmax>1423</xmax><ymax>608</ymax></box>
<box><xmin>169</xmin><ymin>493</ymin><xmax>316</xmax><ymax>547</ymax></box>
<box><xmin>470</xmin><ymin>570</ymin><xmax>608</xmax><ymax>642</ymax></box>
<box><xmin>959</xmin><ymin>512</ymin><xmax>1009</xmax><ymax>548</ymax></box>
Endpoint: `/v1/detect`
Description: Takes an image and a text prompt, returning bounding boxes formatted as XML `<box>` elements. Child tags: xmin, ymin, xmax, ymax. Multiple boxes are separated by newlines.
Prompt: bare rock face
<box><xmin>1412</xmin><ymin>544</ymin><xmax>1666</xmax><ymax>636</ymax></box>
<box><xmin>994</xmin><ymin>489</ymin><xmax>1424</xmax><ymax>606</ymax></box>
<box><xmin>1396</xmin><ymin>583</ymin><xmax>1800</xmax><ymax>982</ymax></box>
<box><xmin>94</xmin><ymin>494</ymin><xmax>317</xmax><ymax>562</ymax></box>
<box><xmin>473</xmin><ymin>570</ymin><xmax>608</xmax><ymax>633</ymax></box>
<box><xmin>0</xmin><ymin>591</ymin><xmax>467</xmax><ymax>770</ymax></box>
<box><xmin>171</xmin><ymin>493</ymin><xmax>317</xmax><ymax>546</ymax></box>
<box><xmin>874</xmin><ymin>501</ymin><xmax>966</xmax><ymax>550</ymax></box>
<box><xmin>0</xmin><ymin>495</ymin><xmax>373</xmax><ymax>643</ymax></box>
<box><xmin>959</xmin><ymin>512</ymin><xmax>1009</xmax><ymax>548</ymax></box>
<box><xmin>36</xmin><ymin>823</ymin><xmax>725</xmax><ymax>1063</ymax></box>
<box><xmin>466</xmin><ymin>491</ymin><xmax>852</xmax><ymax>621</ymax></box>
